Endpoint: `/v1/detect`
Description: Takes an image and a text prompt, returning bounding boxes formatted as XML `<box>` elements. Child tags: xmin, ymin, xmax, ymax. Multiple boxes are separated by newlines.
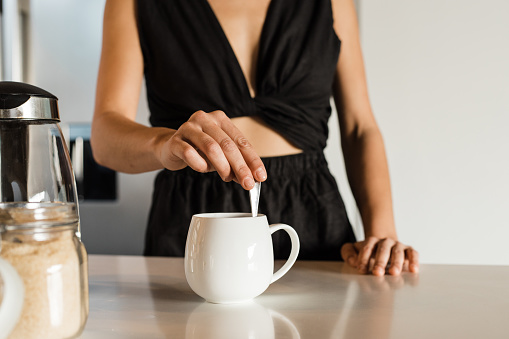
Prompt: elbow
<box><xmin>89</xmin><ymin>134</ymin><xmax>107</xmax><ymax>168</ymax></box>
<box><xmin>341</xmin><ymin>124</ymin><xmax>384</xmax><ymax>152</ymax></box>
<box><xmin>90</xmin><ymin>120</ymin><xmax>110</xmax><ymax>169</ymax></box>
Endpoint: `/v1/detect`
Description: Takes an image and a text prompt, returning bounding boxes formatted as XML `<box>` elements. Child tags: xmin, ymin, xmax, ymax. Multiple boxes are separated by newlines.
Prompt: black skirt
<box><xmin>144</xmin><ymin>152</ymin><xmax>356</xmax><ymax>260</ymax></box>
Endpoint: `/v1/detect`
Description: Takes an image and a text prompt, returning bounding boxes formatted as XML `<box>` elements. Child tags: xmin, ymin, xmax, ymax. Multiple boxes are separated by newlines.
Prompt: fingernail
<box><xmin>348</xmin><ymin>257</ymin><xmax>356</xmax><ymax>267</ymax></box>
<box><xmin>373</xmin><ymin>266</ymin><xmax>384</xmax><ymax>276</ymax></box>
<box><xmin>410</xmin><ymin>264</ymin><xmax>419</xmax><ymax>273</ymax></box>
<box><xmin>256</xmin><ymin>168</ymin><xmax>267</xmax><ymax>181</ymax></box>
<box><xmin>244</xmin><ymin>177</ymin><xmax>255</xmax><ymax>189</ymax></box>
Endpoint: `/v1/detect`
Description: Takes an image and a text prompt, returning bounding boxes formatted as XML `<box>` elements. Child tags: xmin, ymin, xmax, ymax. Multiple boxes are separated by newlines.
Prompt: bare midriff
<box><xmin>231</xmin><ymin>116</ymin><xmax>302</xmax><ymax>157</ymax></box>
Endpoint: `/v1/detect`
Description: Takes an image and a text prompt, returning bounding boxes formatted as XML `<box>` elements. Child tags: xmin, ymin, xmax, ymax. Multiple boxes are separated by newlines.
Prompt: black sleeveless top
<box><xmin>137</xmin><ymin>0</ymin><xmax>340</xmax><ymax>151</ymax></box>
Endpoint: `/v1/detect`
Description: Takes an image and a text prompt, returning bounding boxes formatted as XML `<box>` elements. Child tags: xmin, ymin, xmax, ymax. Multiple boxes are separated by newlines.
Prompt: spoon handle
<box><xmin>249</xmin><ymin>182</ymin><xmax>261</xmax><ymax>217</ymax></box>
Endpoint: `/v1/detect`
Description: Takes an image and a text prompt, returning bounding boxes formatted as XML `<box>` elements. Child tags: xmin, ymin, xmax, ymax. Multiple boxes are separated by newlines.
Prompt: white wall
<box><xmin>326</xmin><ymin>0</ymin><xmax>509</xmax><ymax>265</ymax></box>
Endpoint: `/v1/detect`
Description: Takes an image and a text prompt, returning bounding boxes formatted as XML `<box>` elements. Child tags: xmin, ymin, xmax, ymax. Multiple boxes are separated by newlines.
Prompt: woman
<box><xmin>91</xmin><ymin>0</ymin><xmax>419</xmax><ymax>276</ymax></box>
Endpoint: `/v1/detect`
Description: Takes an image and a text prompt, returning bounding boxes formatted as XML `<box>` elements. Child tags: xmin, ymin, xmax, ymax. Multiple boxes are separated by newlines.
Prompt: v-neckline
<box><xmin>201</xmin><ymin>0</ymin><xmax>276</xmax><ymax>100</ymax></box>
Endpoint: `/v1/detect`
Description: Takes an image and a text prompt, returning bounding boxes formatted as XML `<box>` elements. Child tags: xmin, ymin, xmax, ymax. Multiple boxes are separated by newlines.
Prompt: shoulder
<box><xmin>330</xmin><ymin>0</ymin><xmax>359</xmax><ymax>40</ymax></box>
<box><xmin>104</xmin><ymin>0</ymin><xmax>137</xmax><ymax>26</ymax></box>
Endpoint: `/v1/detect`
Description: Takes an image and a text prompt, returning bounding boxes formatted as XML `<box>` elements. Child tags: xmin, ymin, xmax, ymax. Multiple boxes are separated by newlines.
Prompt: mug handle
<box><xmin>0</xmin><ymin>258</ymin><xmax>24</xmax><ymax>339</ymax></box>
<box><xmin>269</xmin><ymin>224</ymin><xmax>300</xmax><ymax>283</ymax></box>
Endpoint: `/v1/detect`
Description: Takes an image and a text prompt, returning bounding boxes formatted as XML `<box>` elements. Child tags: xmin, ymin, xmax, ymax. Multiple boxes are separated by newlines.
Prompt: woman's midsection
<box><xmin>231</xmin><ymin>116</ymin><xmax>302</xmax><ymax>157</ymax></box>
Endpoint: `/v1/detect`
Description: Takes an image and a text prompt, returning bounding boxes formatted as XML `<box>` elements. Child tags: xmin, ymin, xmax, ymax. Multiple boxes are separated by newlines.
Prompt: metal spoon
<box><xmin>249</xmin><ymin>181</ymin><xmax>261</xmax><ymax>217</ymax></box>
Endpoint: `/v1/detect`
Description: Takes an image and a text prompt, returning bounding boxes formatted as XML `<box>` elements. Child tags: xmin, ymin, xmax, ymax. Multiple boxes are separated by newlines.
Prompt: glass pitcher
<box><xmin>0</xmin><ymin>81</ymin><xmax>88</xmax><ymax>339</ymax></box>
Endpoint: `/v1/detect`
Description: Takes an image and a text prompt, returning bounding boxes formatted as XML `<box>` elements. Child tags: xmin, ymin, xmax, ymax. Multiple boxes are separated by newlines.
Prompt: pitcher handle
<box><xmin>0</xmin><ymin>258</ymin><xmax>24</xmax><ymax>339</ymax></box>
<box><xmin>269</xmin><ymin>224</ymin><xmax>300</xmax><ymax>283</ymax></box>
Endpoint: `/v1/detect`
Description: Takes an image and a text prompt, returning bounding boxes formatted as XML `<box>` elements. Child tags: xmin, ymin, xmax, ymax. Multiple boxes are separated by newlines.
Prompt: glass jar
<box><xmin>0</xmin><ymin>202</ymin><xmax>88</xmax><ymax>339</ymax></box>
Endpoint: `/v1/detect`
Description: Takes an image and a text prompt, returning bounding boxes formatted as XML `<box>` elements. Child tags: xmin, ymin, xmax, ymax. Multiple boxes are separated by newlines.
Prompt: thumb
<box><xmin>341</xmin><ymin>243</ymin><xmax>358</xmax><ymax>267</ymax></box>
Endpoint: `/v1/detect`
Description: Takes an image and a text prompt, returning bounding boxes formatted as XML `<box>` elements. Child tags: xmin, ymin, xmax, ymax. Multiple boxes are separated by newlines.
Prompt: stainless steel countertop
<box><xmin>81</xmin><ymin>255</ymin><xmax>509</xmax><ymax>339</ymax></box>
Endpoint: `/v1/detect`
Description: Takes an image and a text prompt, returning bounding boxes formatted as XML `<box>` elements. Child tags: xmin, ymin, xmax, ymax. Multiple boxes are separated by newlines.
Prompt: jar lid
<box><xmin>0</xmin><ymin>202</ymin><xmax>78</xmax><ymax>230</ymax></box>
<box><xmin>0</xmin><ymin>82</ymin><xmax>60</xmax><ymax>121</ymax></box>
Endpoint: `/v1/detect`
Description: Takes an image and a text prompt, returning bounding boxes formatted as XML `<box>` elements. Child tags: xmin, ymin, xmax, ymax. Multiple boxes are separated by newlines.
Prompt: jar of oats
<box><xmin>0</xmin><ymin>202</ymin><xmax>88</xmax><ymax>339</ymax></box>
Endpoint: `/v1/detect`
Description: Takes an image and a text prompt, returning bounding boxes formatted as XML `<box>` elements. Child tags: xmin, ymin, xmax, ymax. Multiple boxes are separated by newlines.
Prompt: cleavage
<box><xmin>207</xmin><ymin>0</ymin><xmax>272</xmax><ymax>98</ymax></box>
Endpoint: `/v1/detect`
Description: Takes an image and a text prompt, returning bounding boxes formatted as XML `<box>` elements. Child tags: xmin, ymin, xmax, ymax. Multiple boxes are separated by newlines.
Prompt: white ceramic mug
<box><xmin>184</xmin><ymin>213</ymin><xmax>300</xmax><ymax>303</ymax></box>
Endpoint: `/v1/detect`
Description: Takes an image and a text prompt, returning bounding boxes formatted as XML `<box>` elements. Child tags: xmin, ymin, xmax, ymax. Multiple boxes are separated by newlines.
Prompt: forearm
<box><xmin>91</xmin><ymin>111</ymin><xmax>175</xmax><ymax>174</ymax></box>
<box><xmin>342</xmin><ymin>128</ymin><xmax>398</xmax><ymax>239</ymax></box>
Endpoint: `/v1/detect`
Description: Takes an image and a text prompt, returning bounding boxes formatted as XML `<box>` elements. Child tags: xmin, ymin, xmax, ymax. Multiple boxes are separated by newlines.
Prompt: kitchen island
<box><xmin>81</xmin><ymin>255</ymin><xmax>509</xmax><ymax>339</ymax></box>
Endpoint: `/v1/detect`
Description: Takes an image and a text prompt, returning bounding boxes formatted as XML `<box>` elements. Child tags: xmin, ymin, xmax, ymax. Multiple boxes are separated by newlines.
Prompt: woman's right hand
<box><xmin>159</xmin><ymin>110</ymin><xmax>267</xmax><ymax>190</ymax></box>
<box><xmin>94</xmin><ymin>1</ymin><xmax>266</xmax><ymax>186</ymax></box>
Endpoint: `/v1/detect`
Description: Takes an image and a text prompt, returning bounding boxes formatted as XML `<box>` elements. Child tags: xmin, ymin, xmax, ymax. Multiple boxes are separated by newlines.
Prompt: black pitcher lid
<box><xmin>0</xmin><ymin>81</ymin><xmax>58</xmax><ymax>100</ymax></box>
<box><xmin>0</xmin><ymin>81</ymin><xmax>60</xmax><ymax>121</ymax></box>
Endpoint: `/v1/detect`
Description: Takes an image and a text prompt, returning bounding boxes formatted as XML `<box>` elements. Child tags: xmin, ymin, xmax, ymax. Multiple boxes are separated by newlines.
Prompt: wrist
<box><xmin>363</xmin><ymin>224</ymin><xmax>398</xmax><ymax>240</ymax></box>
<box><xmin>151</xmin><ymin>127</ymin><xmax>175</xmax><ymax>166</ymax></box>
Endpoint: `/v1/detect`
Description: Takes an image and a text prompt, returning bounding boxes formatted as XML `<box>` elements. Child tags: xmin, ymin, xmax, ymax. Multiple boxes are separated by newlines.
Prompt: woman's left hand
<box><xmin>341</xmin><ymin>237</ymin><xmax>419</xmax><ymax>276</ymax></box>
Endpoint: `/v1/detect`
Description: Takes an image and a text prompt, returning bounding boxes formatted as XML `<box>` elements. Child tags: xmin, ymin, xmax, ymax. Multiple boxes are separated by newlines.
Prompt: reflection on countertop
<box><xmin>82</xmin><ymin>255</ymin><xmax>509</xmax><ymax>339</ymax></box>
<box><xmin>186</xmin><ymin>301</ymin><xmax>299</xmax><ymax>339</ymax></box>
